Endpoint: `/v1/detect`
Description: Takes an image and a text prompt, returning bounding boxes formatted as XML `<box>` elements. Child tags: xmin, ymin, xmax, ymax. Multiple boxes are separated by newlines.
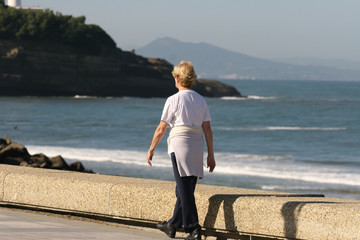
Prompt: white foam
<box><xmin>265</xmin><ymin>126</ymin><xmax>346</xmax><ymax>131</ymax></box>
<box><xmin>220</xmin><ymin>95</ymin><xmax>278</xmax><ymax>100</ymax></box>
<box><xmin>260</xmin><ymin>185</ymin><xmax>281</xmax><ymax>191</ymax></box>
<box><xmin>25</xmin><ymin>145</ymin><xmax>360</xmax><ymax>187</ymax></box>
<box><xmin>215</xmin><ymin>126</ymin><xmax>346</xmax><ymax>131</ymax></box>
<box><xmin>220</xmin><ymin>96</ymin><xmax>247</xmax><ymax>100</ymax></box>
<box><xmin>74</xmin><ymin>95</ymin><xmax>98</xmax><ymax>99</ymax></box>
<box><xmin>215</xmin><ymin>165</ymin><xmax>360</xmax><ymax>186</ymax></box>
<box><xmin>26</xmin><ymin>145</ymin><xmax>172</xmax><ymax>168</ymax></box>
<box><xmin>247</xmin><ymin>95</ymin><xmax>278</xmax><ymax>100</ymax></box>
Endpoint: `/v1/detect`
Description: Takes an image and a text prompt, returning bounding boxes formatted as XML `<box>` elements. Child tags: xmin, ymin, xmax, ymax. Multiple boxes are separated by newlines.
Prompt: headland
<box><xmin>0</xmin><ymin>5</ymin><xmax>241</xmax><ymax>98</ymax></box>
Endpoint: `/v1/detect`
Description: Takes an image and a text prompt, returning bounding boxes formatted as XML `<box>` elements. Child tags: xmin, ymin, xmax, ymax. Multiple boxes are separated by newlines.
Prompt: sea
<box><xmin>1</xmin><ymin>80</ymin><xmax>359</xmax><ymax>200</ymax></box>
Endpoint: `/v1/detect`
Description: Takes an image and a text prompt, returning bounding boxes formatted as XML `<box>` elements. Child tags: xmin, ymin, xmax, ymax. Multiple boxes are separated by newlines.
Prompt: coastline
<box><xmin>1</xmin><ymin>80</ymin><xmax>360</xmax><ymax>201</ymax></box>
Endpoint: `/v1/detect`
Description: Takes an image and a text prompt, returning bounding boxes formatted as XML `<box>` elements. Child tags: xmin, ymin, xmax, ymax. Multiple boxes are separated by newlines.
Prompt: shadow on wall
<box><xmin>202</xmin><ymin>194</ymin><xmax>326</xmax><ymax>240</ymax></box>
<box><xmin>281</xmin><ymin>201</ymin><xmax>341</xmax><ymax>239</ymax></box>
<box><xmin>203</xmin><ymin>194</ymin><xmax>239</xmax><ymax>231</ymax></box>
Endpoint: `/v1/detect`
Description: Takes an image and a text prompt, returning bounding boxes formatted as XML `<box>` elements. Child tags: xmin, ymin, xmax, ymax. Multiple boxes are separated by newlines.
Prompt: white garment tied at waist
<box><xmin>167</xmin><ymin>125</ymin><xmax>205</xmax><ymax>178</ymax></box>
<box><xmin>169</xmin><ymin>125</ymin><xmax>203</xmax><ymax>136</ymax></box>
<box><xmin>168</xmin><ymin>125</ymin><xmax>203</xmax><ymax>154</ymax></box>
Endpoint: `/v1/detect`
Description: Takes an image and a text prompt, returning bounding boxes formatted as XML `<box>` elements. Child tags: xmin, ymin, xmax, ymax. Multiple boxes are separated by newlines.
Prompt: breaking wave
<box><xmin>26</xmin><ymin>145</ymin><xmax>359</xmax><ymax>187</ymax></box>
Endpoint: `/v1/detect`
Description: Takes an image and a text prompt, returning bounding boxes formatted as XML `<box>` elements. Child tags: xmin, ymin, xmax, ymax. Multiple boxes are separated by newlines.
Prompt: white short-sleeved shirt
<box><xmin>161</xmin><ymin>90</ymin><xmax>211</xmax><ymax>178</ymax></box>
<box><xmin>161</xmin><ymin>90</ymin><xmax>211</xmax><ymax>127</ymax></box>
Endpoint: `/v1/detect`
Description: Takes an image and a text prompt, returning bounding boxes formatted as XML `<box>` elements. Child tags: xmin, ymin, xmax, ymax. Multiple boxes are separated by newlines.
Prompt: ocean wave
<box><xmin>221</xmin><ymin>95</ymin><xmax>278</xmax><ymax>100</ymax></box>
<box><xmin>74</xmin><ymin>95</ymin><xmax>99</xmax><ymax>99</ymax></box>
<box><xmin>26</xmin><ymin>145</ymin><xmax>172</xmax><ymax>168</ymax></box>
<box><xmin>25</xmin><ymin>145</ymin><xmax>360</xmax><ymax>187</ymax></box>
<box><xmin>217</xmin><ymin>152</ymin><xmax>294</xmax><ymax>162</ymax></box>
<box><xmin>74</xmin><ymin>95</ymin><xmax>122</xmax><ymax>99</ymax></box>
<box><xmin>215</xmin><ymin>126</ymin><xmax>346</xmax><ymax>131</ymax></box>
<box><xmin>215</xmin><ymin>165</ymin><xmax>360</xmax><ymax>186</ymax></box>
<box><xmin>264</xmin><ymin>126</ymin><xmax>346</xmax><ymax>131</ymax></box>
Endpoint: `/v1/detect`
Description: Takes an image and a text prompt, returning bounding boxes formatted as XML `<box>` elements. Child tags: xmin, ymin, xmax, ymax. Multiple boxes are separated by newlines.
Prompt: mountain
<box><xmin>137</xmin><ymin>37</ymin><xmax>360</xmax><ymax>81</ymax></box>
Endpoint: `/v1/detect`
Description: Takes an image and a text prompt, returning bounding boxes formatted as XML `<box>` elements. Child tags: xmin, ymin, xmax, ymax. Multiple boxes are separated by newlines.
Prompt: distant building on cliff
<box><xmin>7</xmin><ymin>0</ymin><xmax>43</xmax><ymax>10</ymax></box>
<box><xmin>7</xmin><ymin>0</ymin><xmax>20</xmax><ymax>8</ymax></box>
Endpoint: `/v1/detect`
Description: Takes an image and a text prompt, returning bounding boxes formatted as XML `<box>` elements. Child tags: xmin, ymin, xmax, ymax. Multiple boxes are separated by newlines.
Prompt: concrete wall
<box><xmin>1</xmin><ymin>165</ymin><xmax>359</xmax><ymax>239</ymax></box>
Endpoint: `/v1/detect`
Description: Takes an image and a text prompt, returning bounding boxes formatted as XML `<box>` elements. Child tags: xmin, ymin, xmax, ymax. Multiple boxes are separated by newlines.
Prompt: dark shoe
<box><xmin>156</xmin><ymin>221</ymin><xmax>176</xmax><ymax>238</ymax></box>
<box><xmin>185</xmin><ymin>227</ymin><xmax>201</xmax><ymax>240</ymax></box>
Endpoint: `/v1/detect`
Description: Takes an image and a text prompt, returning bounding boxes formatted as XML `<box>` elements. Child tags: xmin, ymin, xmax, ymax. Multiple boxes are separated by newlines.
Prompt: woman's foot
<box><xmin>156</xmin><ymin>221</ymin><xmax>176</xmax><ymax>238</ymax></box>
<box><xmin>185</xmin><ymin>227</ymin><xmax>201</xmax><ymax>240</ymax></box>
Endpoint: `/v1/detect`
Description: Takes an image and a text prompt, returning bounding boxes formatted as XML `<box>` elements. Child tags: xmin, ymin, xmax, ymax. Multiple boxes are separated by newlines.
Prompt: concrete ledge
<box><xmin>1</xmin><ymin>165</ymin><xmax>359</xmax><ymax>239</ymax></box>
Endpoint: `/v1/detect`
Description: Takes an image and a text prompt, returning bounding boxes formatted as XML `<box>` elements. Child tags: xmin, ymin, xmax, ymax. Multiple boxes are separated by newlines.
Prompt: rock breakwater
<box><xmin>0</xmin><ymin>135</ymin><xmax>92</xmax><ymax>173</ymax></box>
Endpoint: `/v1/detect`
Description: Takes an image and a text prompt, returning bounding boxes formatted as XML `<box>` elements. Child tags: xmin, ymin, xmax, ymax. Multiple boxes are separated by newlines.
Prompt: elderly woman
<box><xmin>146</xmin><ymin>61</ymin><xmax>216</xmax><ymax>240</ymax></box>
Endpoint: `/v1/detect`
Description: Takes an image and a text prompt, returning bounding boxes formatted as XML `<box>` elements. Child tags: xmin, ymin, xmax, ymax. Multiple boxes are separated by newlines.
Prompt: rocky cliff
<box><xmin>0</xmin><ymin>40</ymin><xmax>242</xmax><ymax>98</ymax></box>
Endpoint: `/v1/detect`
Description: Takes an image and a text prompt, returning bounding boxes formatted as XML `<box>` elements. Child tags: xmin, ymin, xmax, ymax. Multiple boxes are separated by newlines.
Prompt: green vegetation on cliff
<box><xmin>0</xmin><ymin>5</ymin><xmax>116</xmax><ymax>54</ymax></box>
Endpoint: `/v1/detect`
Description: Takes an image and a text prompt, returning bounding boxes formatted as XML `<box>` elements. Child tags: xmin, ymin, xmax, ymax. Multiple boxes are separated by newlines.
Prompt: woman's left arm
<box><xmin>202</xmin><ymin>121</ymin><xmax>216</xmax><ymax>172</ymax></box>
<box><xmin>146</xmin><ymin>120</ymin><xmax>168</xmax><ymax>166</ymax></box>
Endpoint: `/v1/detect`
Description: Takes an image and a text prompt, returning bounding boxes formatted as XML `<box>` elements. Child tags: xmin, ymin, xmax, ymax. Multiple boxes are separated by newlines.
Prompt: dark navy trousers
<box><xmin>168</xmin><ymin>153</ymin><xmax>201</xmax><ymax>233</ymax></box>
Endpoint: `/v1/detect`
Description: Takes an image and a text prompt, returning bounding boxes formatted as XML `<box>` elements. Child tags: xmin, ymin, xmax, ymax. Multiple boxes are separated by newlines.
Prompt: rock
<box><xmin>0</xmin><ymin>138</ymin><xmax>7</xmax><ymax>150</ymax></box>
<box><xmin>0</xmin><ymin>135</ymin><xmax>11</xmax><ymax>150</ymax></box>
<box><xmin>4</xmin><ymin>135</ymin><xmax>11</xmax><ymax>144</ymax></box>
<box><xmin>30</xmin><ymin>153</ymin><xmax>51</xmax><ymax>168</ymax></box>
<box><xmin>50</xmin><ymin>155</ymin><xmax>69</xmax><ymax>170</ymax></box>
<box><xmin>192</xmin><ymin>79</ymin><xmax>243</xmax><ymax>98</ymax></box>
<box><xmin>69</xmin><ymin>162</ymin><xmax>94</xmax><ymax>173</ymax></box>
<box><xmin>69</xmin><ymin>162</ymin><xmax>85</xmax><ymax>172</ymax></box>
<box><xmin>20</xmin><ymin>161</ymin><xmax>29</xmax><ymax>167</ymax></box>
<box><xmin>0</xmin><ymin>135</ymin><xmax>92</xmax><ymax>173</ymax></box>
<box><xmin>0</xmin><ymin>141</ymin><xmax>31</xmax><ymax>165</ymax></box>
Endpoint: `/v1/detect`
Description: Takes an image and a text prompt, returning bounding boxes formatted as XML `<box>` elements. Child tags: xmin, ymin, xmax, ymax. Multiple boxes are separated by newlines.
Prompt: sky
<box><xmin>10</xmin><ymin>0</ymin><xmax>360</xmax><ymax>62</ymax></box>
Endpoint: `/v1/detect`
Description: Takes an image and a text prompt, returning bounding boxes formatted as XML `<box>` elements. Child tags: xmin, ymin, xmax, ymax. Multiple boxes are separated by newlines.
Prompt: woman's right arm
<box><xmin>202</xmin><ymin>121</ymin><xmax>216</xmax><ymax>172</ymax></box>
<box><xmin>146</xmin><ymin>120</ymin><xmax>168</xmax><ymax>166</ymax></box>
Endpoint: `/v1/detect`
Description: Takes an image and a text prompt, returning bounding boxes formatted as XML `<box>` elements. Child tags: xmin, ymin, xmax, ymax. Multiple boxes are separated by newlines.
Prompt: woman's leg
<box><xmin>168</xmin><ymin>153</ymin><xmax>183</xmax><ymax>228</ymax></box>
<box><xmin>168</xmin><ymin>183</ymin><xmax>183</xmax><ymax>228</ymax></box>
<box><xmin>169</xmin><ymin>153</ymin><xmax>200</xmax><ymax>233</ymax></box>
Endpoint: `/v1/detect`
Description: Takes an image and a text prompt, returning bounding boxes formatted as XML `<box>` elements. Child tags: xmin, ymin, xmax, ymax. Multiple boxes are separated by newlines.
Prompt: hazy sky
<box><xmin>12</xmin><ymin>0</ymin><xmax>360</xmax><ymax>62</ymax></box>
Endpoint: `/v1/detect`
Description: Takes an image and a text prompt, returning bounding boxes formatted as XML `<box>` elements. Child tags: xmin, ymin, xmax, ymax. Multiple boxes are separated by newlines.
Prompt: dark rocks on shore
<box><xmin>0</xmin><ymin>135</ymin><xmax>92</xmax><ymax>173</ymax></box>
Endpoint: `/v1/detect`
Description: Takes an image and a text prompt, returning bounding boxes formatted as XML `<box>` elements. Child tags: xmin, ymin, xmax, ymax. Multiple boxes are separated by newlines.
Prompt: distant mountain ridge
<box><xmin>137</xmin><ymin>37</ymin><xmax>360</xmax><ymax>81</ymax></box>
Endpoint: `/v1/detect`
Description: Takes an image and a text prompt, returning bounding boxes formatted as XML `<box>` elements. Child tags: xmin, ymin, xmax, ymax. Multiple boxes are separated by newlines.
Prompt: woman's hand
<box><xmin>207</xmin><ymin>155</ymin><xmax>216</xmax><ymax>172</ymax></box>
<box><xmin>146</xmin><ymin>150</ymin><xmax>154</xmax><ymax>166</ymax></box>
